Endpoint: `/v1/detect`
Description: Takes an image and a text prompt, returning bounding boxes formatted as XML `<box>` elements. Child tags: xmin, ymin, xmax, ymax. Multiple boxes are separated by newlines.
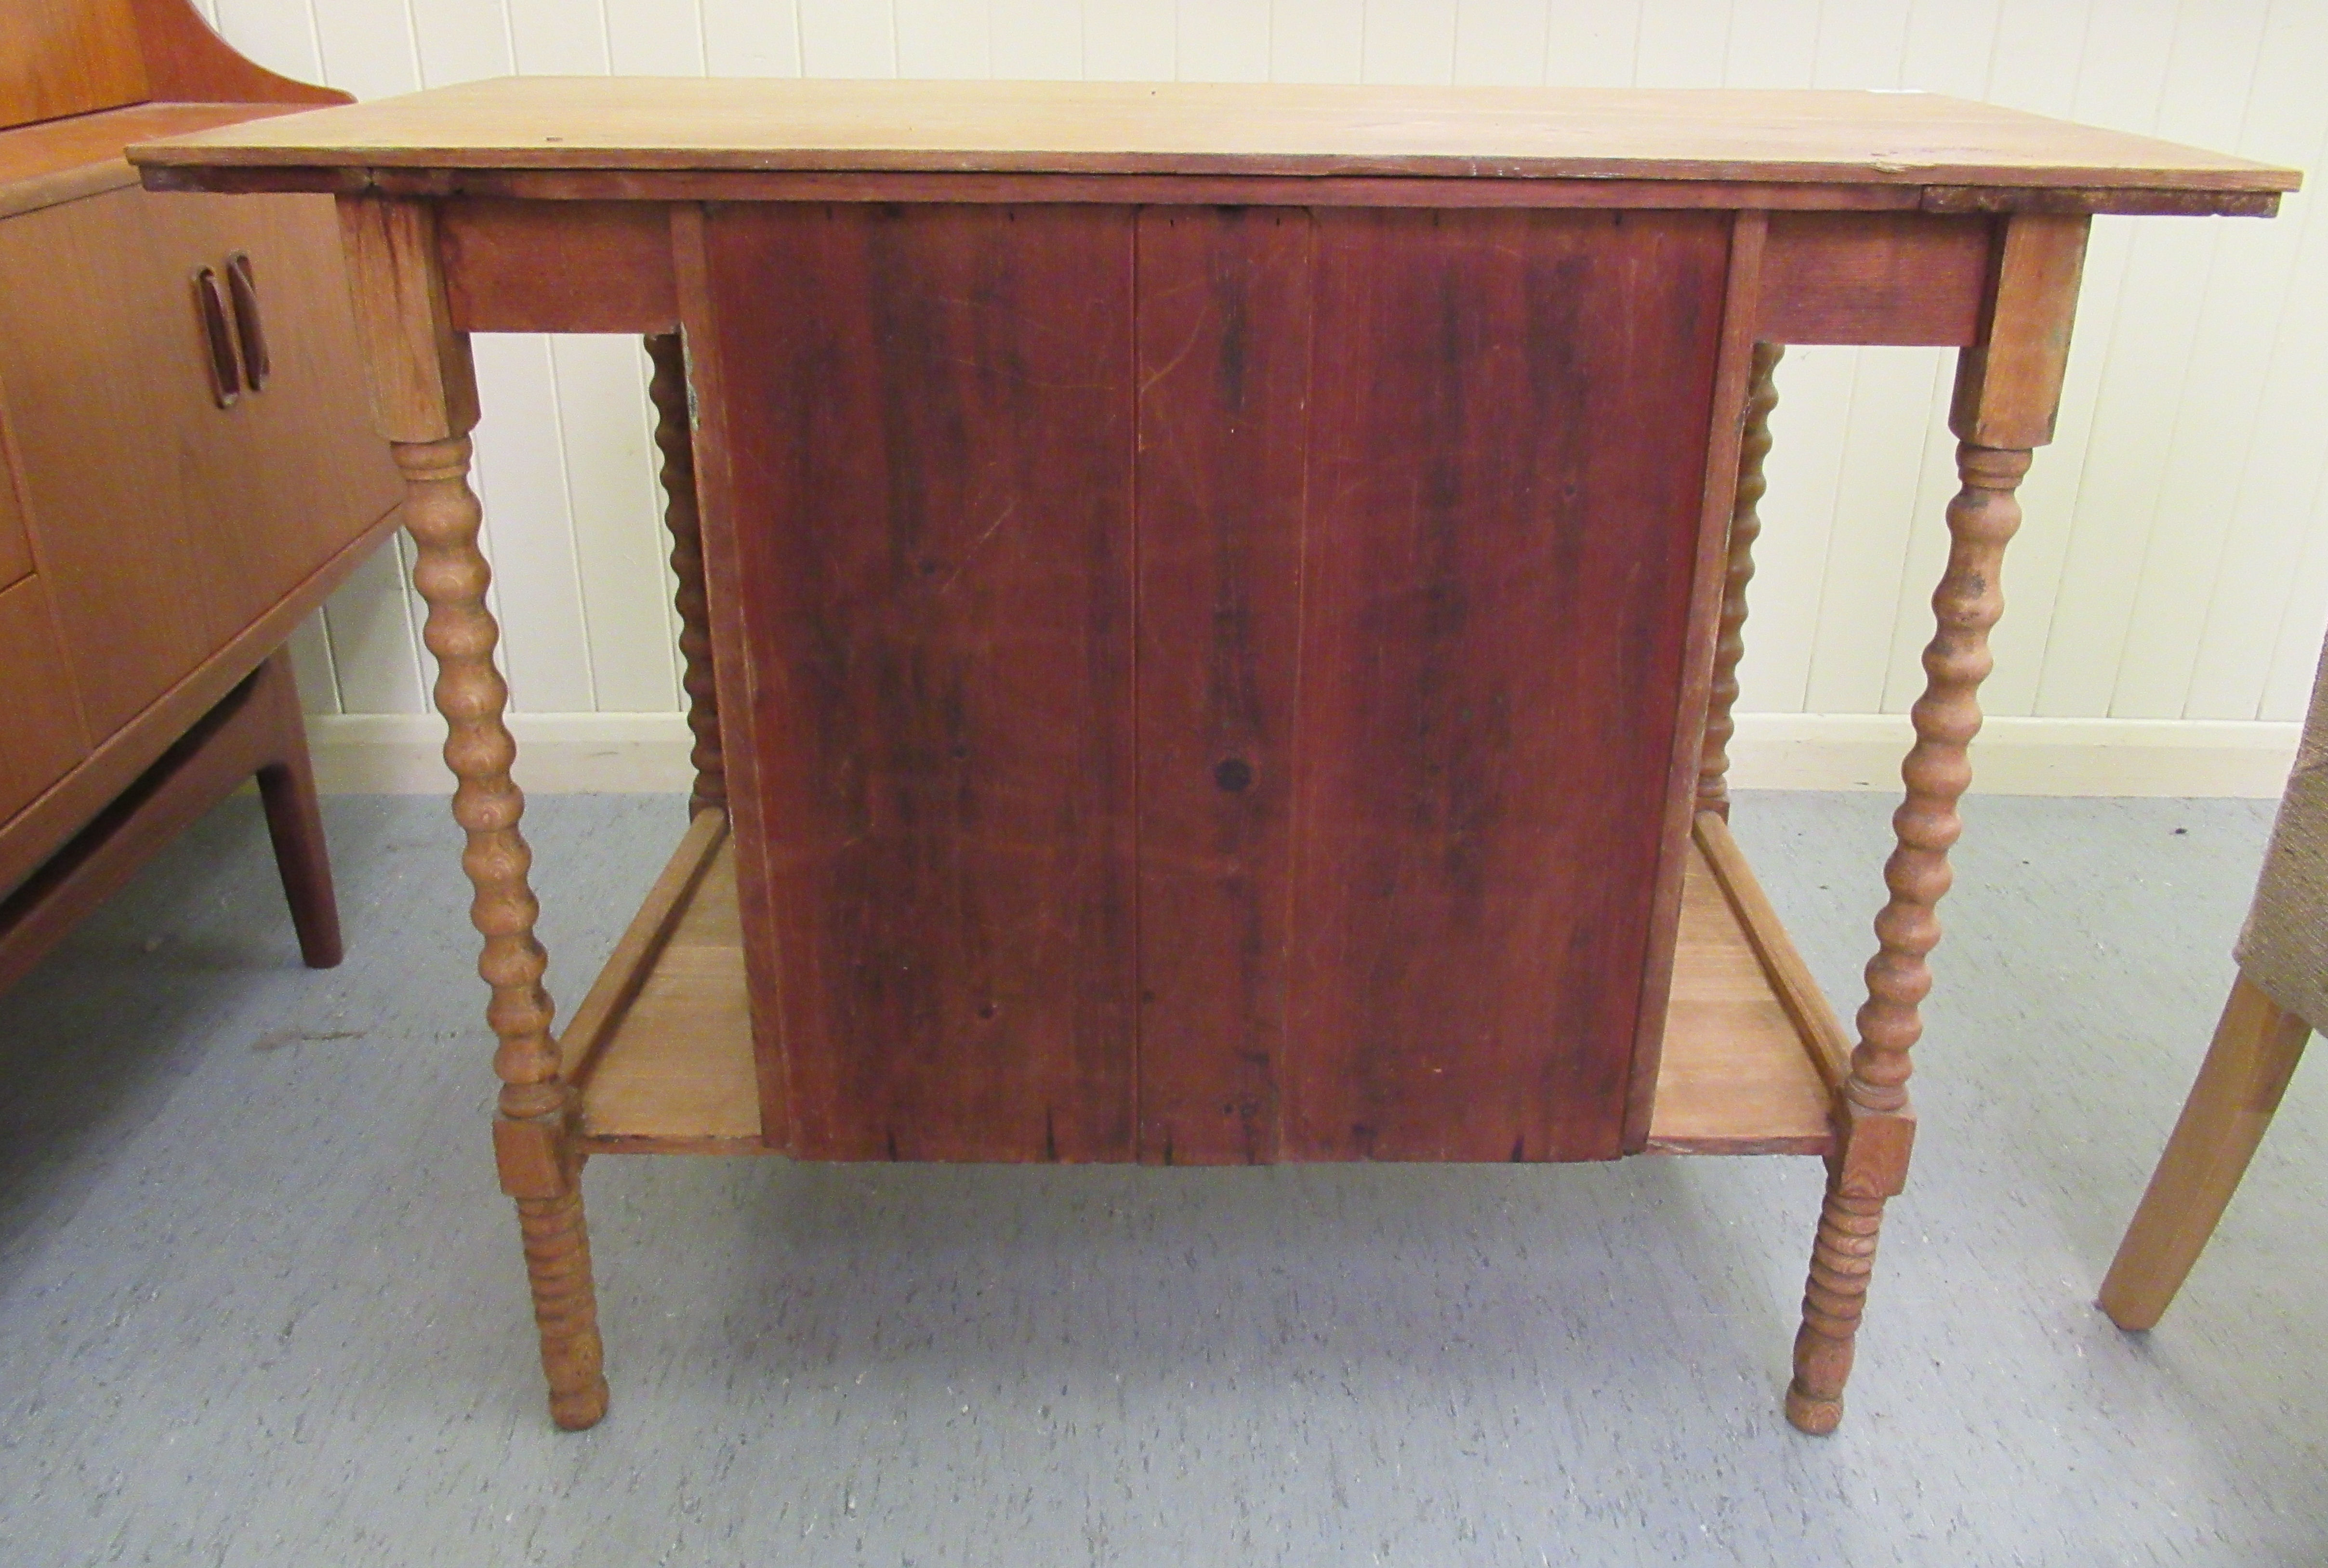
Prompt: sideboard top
<box><xmin>128</xmin><ymin>78</ymin><xmax>2297</xmax><ymax>207</ymax></box>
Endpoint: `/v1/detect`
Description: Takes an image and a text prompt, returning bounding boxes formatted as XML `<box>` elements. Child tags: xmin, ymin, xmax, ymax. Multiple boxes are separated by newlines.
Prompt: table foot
<box><xmin>1786</xmin><ymin>1183</ymin><xmax>1885</xmax><ymax>1434</ymax></box>
<box><xmin>516</xmin><ymin>1185</ymin><xmax>609</xmax><ymax>1431</ymax></box>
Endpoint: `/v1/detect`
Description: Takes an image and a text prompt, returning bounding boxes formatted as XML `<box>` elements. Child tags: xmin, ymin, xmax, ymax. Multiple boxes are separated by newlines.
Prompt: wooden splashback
<box><xmin>0</xmin><ymin>0</ymin><xmax>344</xmax><ymax>138</ymax></box>
<box><xmin>0</xmin><ymin>0</ymin><xmax>148</xmax><ymax>131</ymax></box>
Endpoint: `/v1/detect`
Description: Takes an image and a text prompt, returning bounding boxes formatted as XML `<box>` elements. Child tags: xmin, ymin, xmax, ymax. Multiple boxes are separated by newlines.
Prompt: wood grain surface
<box><xmin>701</xmin><ymin>202</ymin><xmax>1139</xmax><ymax>1164</ymax></box>
<box><xmin>0</xmin><ymin>575</ymin><xmax>87</xmax><ymax>828</ymax></box>
<box><xmin>1645</xmin><ymin>831</ymin><xmax>1835</xmax><ymax>1156</ymax></box>
<box><xmin>124</xmin><ymin>79</ymin><xmax>2298</xmax><ymax>201</ymax></box>
<box><xmin>0</xmin><ymin>0</ymin><xmax>147</xmax><ymax>132</ymax></box>
<box><xmin>1131</xmin><ymin>206</ymin><xmax>1312</xmax><ymax>1166</ymax></box>
<box><xmin>0</xmin><ymin>184</ymin><xmax>396</xmax><ymax>739</ymax></box>
<box><xmin>1278</xmin><ymin>208</ymin><xmax>1726</xmax><ymax>1162</ymax></box>
<box><xmin>0</xmin><ymin>102</ymin><xmax>305</xmax><ymax>221</ymax></box>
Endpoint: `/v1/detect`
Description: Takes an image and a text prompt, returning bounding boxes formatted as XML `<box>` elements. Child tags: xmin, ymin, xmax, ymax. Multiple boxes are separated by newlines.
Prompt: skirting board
<box><xmin>306</xmin><ymin>711</ymin><xmax>2303</xmax><ymax>799</ymax></box>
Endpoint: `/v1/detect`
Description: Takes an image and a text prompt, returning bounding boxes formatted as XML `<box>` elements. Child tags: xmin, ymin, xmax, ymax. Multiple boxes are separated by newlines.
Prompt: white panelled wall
<box><xmin>192</xmin><ymin>0</ymin><xmax>2328</xmax><ymax>795</ymax></box>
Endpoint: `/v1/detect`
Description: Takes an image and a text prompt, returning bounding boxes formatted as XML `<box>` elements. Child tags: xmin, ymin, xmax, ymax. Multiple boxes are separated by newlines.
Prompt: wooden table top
<box><xmin>127</xmin><ymin>78</ymin><xmax>2298</xmax><ymax>204</ymax></box>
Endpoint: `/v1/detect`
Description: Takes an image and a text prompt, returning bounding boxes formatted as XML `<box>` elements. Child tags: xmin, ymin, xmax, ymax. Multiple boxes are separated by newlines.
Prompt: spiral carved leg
<box><xmin>1786</xmin><ymin>1185</ymin><xmax>1885</xmax><ymax>1434</ymax></box>
<box><xmin>517</xmin><ymin>1186</ymin><xmax>610</xmax><ymax>1431</ymax></box>
<box><xmin>1784</xmin><ymin>441</ymin><xmax>2028</xmax><ymax>1435</ymax></box>
<box><xmin>396</xmin><ymin>433</ymin><xmax>607</xmax><ymax>1429</ymax></box>
<box><xmin>644</xmin><ymin>334</ymin><xmax>724</xmax><ymax>818</ymax></box>
<box><xmin>1700</xmin><ymin>341</ymin><xmax>1783</xmax><ymax>816</ymax></box>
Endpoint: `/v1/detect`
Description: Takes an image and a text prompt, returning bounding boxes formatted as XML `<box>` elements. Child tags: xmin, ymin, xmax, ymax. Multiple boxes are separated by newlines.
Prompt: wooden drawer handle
<box><xmin>193</xmin><ymin>265</ymin><xmax>240</xmax><ymax>408</ymax></box>
<box><xmin>225</xmin><ymin>251</ymin><xmax>270</xmax><ymax>392</ymax></box>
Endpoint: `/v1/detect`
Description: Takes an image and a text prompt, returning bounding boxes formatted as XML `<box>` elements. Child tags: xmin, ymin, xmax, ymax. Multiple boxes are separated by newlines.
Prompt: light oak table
<box><xmin>133</xmin><ymin>80</ymin><xmax>2298</xmax><ymax>1435</ymax></box>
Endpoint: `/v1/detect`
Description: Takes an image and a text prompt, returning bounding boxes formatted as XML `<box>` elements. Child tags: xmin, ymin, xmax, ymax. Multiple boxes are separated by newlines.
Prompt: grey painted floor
<box><xmin>0</xmin><ymin>791</ymin><xmax>2320</xmax><ymax>1567</ymax></box>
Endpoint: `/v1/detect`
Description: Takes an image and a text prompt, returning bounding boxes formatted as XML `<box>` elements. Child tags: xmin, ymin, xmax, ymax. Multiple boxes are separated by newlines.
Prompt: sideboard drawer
<box><xmin>0</xmin><ymin>574</ymin><xmax>87</xmax><ymax>827</ymax></box>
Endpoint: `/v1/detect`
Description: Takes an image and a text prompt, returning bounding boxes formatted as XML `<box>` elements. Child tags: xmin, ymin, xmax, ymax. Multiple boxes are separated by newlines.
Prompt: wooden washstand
<box><xmin>130</xmin><ymin>80</ymin><xmax>2298</xmax><ymax>1434</ymax></box>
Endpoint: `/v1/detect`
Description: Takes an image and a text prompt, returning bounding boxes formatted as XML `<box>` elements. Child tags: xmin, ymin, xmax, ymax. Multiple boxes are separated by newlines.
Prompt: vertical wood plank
<box><xmin>1733</xmin><ymin>343</ymin><xmax>1855</xmax><ymax>714</ymax></box>
<box><xmin>702</xmin><ymin>0</ymin><xmax>804</xmax><ymax>75</ymax></box>
<box><xmin>1802</xmin><ymin>348</ymin><xmax>1948</xmax><ymax>714</ymax></box>
<box><xmin>1083</xmin><ymin>0</ymin><xmax>1172</xmax><ymax>79</ymax></box>
<box><xmin>310</xmin><ymin>0</ymin><xmax>419</xmax><ymax>100</ymax></box>
<box><xmin>2105</xmin><ymin>0</ymin><xmax>2278</xmax><ymax>717</ymax></box>
<box><xmin>468</xmin><ymin>334</ymin><xmax>596</xmax><ymax>713</ymax></box>
<box><xmin>1451</xmin><ymin>0</ymin><xmax>1547</xmax><ymax>86</ymax></box>
<box><xmin>283</xmin><ymin>607</ymin><xmax>342</xmax><ymax>716</ymax></box>
<box><xmin>2265</xmin><ymin>520</ymin><xmax>2328</xmax><ymax>721</ymax></box>
<box><xmin>798</xmin><ymin>0</ymin><xmax>897</xmax><ymax>76</ymax></box>
<box><xmin>1132</xmin><ymin>206</ymin><xmax>1312</xmax><ymax>1165</ymax></box>
<box><xmin>1280</xmin><ymin>207</ymin><xmax>1729</xmax><ymax>1163</ymax></box>
<box><xmin>991</xmin><ymin>0</ymin><xmax>1078</xmax><ymax>78</ymax></box>
<box><xmin>607</xmin><ymin>0</ymin><xmax>707</xmax><ymax>74</ymax></box>
<box><xmin>321</xmin><ymin>541</ymin><xmax>428</xmax><ymax>714</ymax></box>
<box><xmin>1269</xmin><ymin>0</ymin><xmax>1362</xmax><ymax>83</ymax></box>
<box><xmin>1178</xmin><ymin>0</ymin><xmax>1269</xmax><ymax>82</ymax></box>
<box><xmin>1625</xmin><ymin>208</ymin><xmax>1767</xmax><ymax>1150</ymax></box>
<box><xmin>1541</xmin><ymin>1</ymin><xmax>1640</xmax><ymax>87</ymax></box>
<box><xmin>209</xmin><ymin>0</ymin><xmax>327</xmax><ymax>84</ymax></box>
<box><xmin>896</xmin><ymin>0</ymin><xmax>990</xmax><ymax>77</ymax></box>
<box><xmin>506</xmin><ymin>0</ymin><xmax>610</xmax><ymax>73</ymax></box>
<box><xmin>408</xmin><ymin>0</ymin><xmax>515</xmax><ymax>86</ymax></box>
<box><xmin>1634</xmin><ymin>0</ymin><xmax>1730</xmax><ymax>87</ymax></box>
<box><xmin>550</xmin><ymin>336</ymin><xmax>680</xmax><ymax>712</ymax></box>
<box><xmin>1984</xmin><ymin>0</ymin><xmax>2093</xmax><ymax>118</ymax></box>
<box><xmin>1360</xmin><ymin>0</ymin><xmax>1456</xmax><ymax>84</ymax></box>
<box><xmin>1897</xmin><ymin>0</ymin><xmax>2002</xmax><ymax>97</ymax></box>
<box><xmin>1805</xmin><ymin>0</ymin><xmax>1907</xmax><ymax>89</ymax></box>
<box><xmin>1878</xmin><ymin>354</ymin><xmax>1974</xmax><ymax>712</ymax></box>
<box><xmin>700</xmin><ymin>203</ymin><xmax>1138</xmax><ymax>1163</ymax></box>
<box><xmin>2187</xmin><ymin>1</ymin><xmax>2328</xmax><ymax>719</ymax></box>
<box><xmin>1721</xmin><ymin>0</ymin><xmax>1818</xmax><ymax>88</ymax></box>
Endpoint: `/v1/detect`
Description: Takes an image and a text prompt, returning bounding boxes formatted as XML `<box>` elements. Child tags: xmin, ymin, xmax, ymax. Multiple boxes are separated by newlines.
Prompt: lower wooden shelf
<box><xmin>561</xmin><ymin>810</ymin><xmax>1846</xmax><ymax>1160</ymax></box>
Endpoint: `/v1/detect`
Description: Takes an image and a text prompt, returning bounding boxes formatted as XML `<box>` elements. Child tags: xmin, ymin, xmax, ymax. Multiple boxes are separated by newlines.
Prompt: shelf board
<box><xmin>564</xmin><ymin>809</ymin><xmax>1844</xmax><ymax>1159</ymax></box>
<box><xmin>1647</xmin><ymin>812</ymin><xmax>1847</xmax><ymax>1156</ymax></box>
<box><xmin>563</xmin><ymin>811</ymin><xmax>761</xmax><ymax>1154</ymax></box>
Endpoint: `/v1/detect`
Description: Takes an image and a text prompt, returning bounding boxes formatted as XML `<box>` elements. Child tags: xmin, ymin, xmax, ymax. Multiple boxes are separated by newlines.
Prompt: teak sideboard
<box><xmin>132</xmin><ymin>79</ymin><xmax>2299</xmax><ymax>1435</ymax></box>
<box><xmin>0</xmin><ymin>0</ymin><xmax>401</xmax><ymax>992</ymax></box>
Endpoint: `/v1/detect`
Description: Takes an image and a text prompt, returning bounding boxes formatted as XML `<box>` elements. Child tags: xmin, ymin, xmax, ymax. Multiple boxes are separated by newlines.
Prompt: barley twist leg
<box><xmin>1785</xmin><ymin>442</ymin><xmax>2028</xmax><ymax>1435</ymax></box>
<box><xmin>398</xmin><ymin>433</ymin><xmax>608</xmax><ymax>1431</ymax></box>
<box><xmin>644</xmin><ymin>333</ymin><xmax>724</xmax><ymax>818</ymax></box>
<box><xmin>1700</xmin><ymin>341</ymin><xmax>1782</xmax><ymax>816</ymax></box>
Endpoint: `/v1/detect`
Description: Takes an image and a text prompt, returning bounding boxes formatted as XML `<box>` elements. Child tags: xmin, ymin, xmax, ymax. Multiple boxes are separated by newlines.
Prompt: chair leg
<box><xmin>2099</xmin><ymin>974</ymin><xmax>2312</xmax><ymax>1331</ymax></box>
<box><xmin>249</xmin><ymin>650</ymin><xmax>344</xmax><ymax>969</ymax></box>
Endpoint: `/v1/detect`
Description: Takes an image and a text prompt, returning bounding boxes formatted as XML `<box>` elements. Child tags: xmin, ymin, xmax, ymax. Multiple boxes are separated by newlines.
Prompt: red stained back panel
<box><xmin>694</xmin><ymin>201</ymin><xmax>1728</xmax><ymax>1164</ymax></box>
<box><xmin>700</xmin><ymin>203</ymin><xmax>1138</xmax><ymax>1162</ymax></box>
<box><xmin>1277</xmin><ymin>208</ymin><xmax>1728</xmax><ymax>1162</ymax></box>
<box><xmin>1132</xmin><ymin>206</ymin><xmax>1314</xmax><ymax>1164</ymax></box>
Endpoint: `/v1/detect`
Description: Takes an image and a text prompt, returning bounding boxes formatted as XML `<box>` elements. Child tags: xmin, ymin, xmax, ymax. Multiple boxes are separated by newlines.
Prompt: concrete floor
<box><xmin>0</xmin><ymin>790</ymin><xmax>2320</xmax><ymax>1567</ymax></box>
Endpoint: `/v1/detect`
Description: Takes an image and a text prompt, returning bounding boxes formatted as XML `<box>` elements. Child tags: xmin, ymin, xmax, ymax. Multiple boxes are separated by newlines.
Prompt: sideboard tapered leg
<box><xmin>1786</xmin><ymin>442</ymin><xmax>2029</xmax><ymax>1435</ymax></box>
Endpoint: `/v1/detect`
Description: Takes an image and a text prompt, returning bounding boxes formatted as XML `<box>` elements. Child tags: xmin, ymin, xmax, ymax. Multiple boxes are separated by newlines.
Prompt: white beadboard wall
<box><xmin>189</xmin><ymin>0</ymin><xmax>2328</xmax><ymax>794</ymax></box>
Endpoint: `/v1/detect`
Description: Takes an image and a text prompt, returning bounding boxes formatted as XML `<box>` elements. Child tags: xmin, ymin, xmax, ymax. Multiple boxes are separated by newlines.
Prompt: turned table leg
<box><xmin>400</xmin><ymin>434</ymin><xmax>609</xmax><ymax>1430</ymax></box>
<box><xmin>1699</xmin><ymin>342</ymin><xmax>1782</xmax><ymax>818</ymax></box>
<box><xmin>1786</xmin><ymin>213</ymin><xmax>2088</xmax><ymax>1434</ymax></box>
<box><xmin>1787</xmin><ymin>441</ymin><xmax>2027</xmax><ymax>1433</ymax></box>
<box><xmin>341</xmin><ymin>195</ymin><xmax>608</xmax><ymax>1430</ymax></box>
<box><xmin>644</xmin><ymin>333</ymin><xmax>724</xmax><ymax>818</ymax></box>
